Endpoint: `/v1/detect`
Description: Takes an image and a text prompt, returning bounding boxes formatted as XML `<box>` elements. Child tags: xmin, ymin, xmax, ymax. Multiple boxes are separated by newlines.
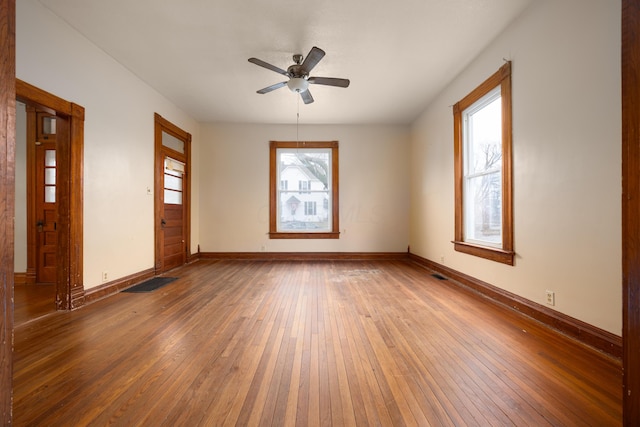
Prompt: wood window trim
<box><xmin>269</xmin><ymin>141</ymin><xmax>340</xmax><ymax>239</ymax></box>
<box><xmin>453</xmin><ymin>62</ymin><xmax>514</xmax><ymax>265</ymax></box>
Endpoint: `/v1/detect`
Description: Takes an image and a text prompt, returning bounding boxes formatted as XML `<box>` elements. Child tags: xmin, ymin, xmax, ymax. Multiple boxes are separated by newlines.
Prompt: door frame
<box><xmin>622</xmin><ymin>0</ymin><xmax>640</xmax><ymax>424</ymax></box>
<box><xmin>154</xmin><ymin>113</ymin><xmax>191</xmax><ymax>273</ymax></box>
<box><xmin>16</xmin><ymin>79</ymin><xmax>85</xmax><ymax>310</ymax></box>
<box><xmin>1</xmin><ymin>1</ymin><xmax>15</xmax><ymax>422</ymax></box>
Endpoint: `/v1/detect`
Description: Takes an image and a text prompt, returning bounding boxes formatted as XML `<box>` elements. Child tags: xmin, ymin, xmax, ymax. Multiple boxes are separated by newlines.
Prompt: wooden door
<box><xmin>161</xmin><ymin>154</ymin><xmax>186</xmax><ymax>271</ymax></box>
<box><xmin>35</xmin><ymin>113</ymin><xmax>57</xmax><ymax>283</ymax></box>
<box><xmin>154</xmin><ymin>114</ymin><xmax>190</xmax><ymax>274</ymax></box>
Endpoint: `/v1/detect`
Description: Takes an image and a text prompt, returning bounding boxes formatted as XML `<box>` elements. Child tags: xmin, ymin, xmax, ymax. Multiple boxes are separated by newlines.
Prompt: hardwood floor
<box><xmin>13</xmin><ymin>260</ymin><xmax>622</xmax><ymax>426</ymax></box>
<box><xmin>14</xmin><ymin>283</ymin><xmax>56</xmax><ymax>327</ymax></box>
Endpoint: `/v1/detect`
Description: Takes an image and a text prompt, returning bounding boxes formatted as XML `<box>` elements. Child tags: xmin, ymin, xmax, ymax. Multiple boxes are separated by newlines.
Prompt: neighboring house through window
<box><xmin>453</xmin><ymin>62</ymin><xmax>514</xmax><ymax>265</ymax></box>
<box><xmin>269</xmin><ymin>141</ymin><xmax>340</xmax><ymax>239</ymax></box>
<box><xmin>304</xmin><ymin>201</ymin><xmax>316</xmax><ymax>216</ymax></box>
<box><xmin>299</xmin><ymin>180</ymin><xmax>311</xmax><ymax>194</ymax></box>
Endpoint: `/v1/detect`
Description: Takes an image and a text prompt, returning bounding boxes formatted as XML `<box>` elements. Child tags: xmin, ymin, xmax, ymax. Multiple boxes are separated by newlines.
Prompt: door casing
<box><xmin>154</xmin><ymin>113</ymin><xmax>191</xmax><ymax>273</ymax></box>
<box><xmin>17</xmin><ymin>79</ymin><xmax>84</xmax><ymax>310</ymax></box>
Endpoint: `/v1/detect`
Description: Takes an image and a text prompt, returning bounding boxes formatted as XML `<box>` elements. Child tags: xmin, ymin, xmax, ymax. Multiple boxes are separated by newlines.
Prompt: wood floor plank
<box><xmin>12</xmin><ymin>259</ymin><xmax>622</xmax><ymax>426</ymax></box>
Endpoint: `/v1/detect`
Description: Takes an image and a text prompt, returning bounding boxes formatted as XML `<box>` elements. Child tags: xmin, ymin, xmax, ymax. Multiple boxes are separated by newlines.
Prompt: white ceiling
<box><xmin>37</xmin><ymin>0</ymin><xmax>532</xmax><ymax>125</ymax></box>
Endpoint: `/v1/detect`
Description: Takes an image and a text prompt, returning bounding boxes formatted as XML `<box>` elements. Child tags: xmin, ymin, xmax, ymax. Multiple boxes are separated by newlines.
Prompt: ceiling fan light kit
<box><xmin>248</xmin><ymin>46</ymin><xmax>350</xmax><ymax>104</ymax></box>
<box><xmin>287</xmin><ymin>77</ymin><xmax>309</xmax><ymax>93</ymax></box>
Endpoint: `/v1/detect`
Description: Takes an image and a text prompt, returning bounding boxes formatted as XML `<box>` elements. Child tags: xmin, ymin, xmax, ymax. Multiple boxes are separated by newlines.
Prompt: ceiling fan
<box><xmin>248</xmin><ymin>46</ymin><xmax>350</xmax><ymax>104</ymax></box>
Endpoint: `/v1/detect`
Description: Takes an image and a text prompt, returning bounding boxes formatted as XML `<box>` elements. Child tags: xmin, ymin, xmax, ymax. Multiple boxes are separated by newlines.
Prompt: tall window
<box><xmin>453</xmin><ymin>62</ymin><xmax>514</xmax><ymax>265</ymax></box>
<box><xmin>269</xmin><ymin>141</ymin><xmax>340</xmax><ymax>239</ymax></box>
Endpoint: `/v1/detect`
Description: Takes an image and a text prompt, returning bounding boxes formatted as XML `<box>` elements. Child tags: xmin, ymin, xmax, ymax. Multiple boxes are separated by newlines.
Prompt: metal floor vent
<box><xmin>431</xmin><ymin>273</ymin><xmax>448</xmax><ymax>281</ymax></box>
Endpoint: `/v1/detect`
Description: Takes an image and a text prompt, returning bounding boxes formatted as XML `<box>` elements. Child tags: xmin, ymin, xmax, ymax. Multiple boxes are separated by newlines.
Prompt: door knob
<box><xmin>36</xmin><ymin>220</ymin><xmax>44</xmax><ymax>232</ymax></box>
<box><xmin>161</xmin><ymin>218</ymin><xmax>166</xmax><ymax>227</ymax></box>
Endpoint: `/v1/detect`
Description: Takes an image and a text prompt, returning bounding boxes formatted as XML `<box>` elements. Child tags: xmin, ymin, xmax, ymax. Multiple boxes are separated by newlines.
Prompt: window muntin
<box><xmin>269</xmin><ymin>141</ymin><xmax>339</xmax><ymax>239</ymax></box>
<box><xmin>453</xmin><ymin>62</ymin><xmax>514</xmax><ymax>265</ymax></box>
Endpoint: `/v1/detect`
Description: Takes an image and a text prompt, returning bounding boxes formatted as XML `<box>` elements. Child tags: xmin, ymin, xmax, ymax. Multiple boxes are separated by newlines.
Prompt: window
<box><xmin>304</xmin><ymin>201</ymin><xmax>316</xmax><ymax>216</ymax></box>
<box><xmin>453</xmin><ymin>62</ymin><xmax>514</xmax><ymax>265</ymax></box>
<box><xmin>164</xmin><ymin>156</ymin><xmax>185</xmax><ymax>205</ymax></box>
<box><xmin>299</xmin><ymin>180</ymin><xmax>311</xmax><ymax>194</ymax></box>
<box><xmin>269</xmin><ymin>141</ymin><xmax>340</xmax><ymax>239</ymax></box>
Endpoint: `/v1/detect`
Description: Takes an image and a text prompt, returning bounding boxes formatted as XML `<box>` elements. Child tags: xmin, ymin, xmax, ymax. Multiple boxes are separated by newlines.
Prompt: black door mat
<box><xmin>123</xmin><ymin>277</ymin><xmax>177</xmax><ymax>293</ymax></box>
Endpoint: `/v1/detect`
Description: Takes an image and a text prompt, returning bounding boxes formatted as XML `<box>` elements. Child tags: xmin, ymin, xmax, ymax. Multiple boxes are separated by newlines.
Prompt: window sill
<box><xmin>269</xmin><ymin>232</ymin><xmax>340</xmax><ymax>240</ymax></box>
<box><xmin>452</xmin><ymin>241</ymin><xmax>514</xmax><ymax>265</ymax></box>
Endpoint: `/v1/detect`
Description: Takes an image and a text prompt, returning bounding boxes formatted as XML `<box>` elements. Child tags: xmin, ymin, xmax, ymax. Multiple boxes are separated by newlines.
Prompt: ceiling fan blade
<box><xmin>308</xmin><ymin>77</ymin><xmax>350</xmax><ymax>88</ymax></box>
<box><xmin>248</xmin><ymin>58</ymin><xmax>289</xmax><ymax>76</ymax></box>
<box><xmin>300</xmin><ymin>89</ymin><xmax>314</xmax><ymax>104</ymax></box>
<box><xmin>257</xmin><ymin>81</ymin><xmax>287</xmax><ymax>94</ymax></box>
<box><xmin>300</xmin><ymin>47</ymin><xmax>325</xmax><ymax>74</ymax></box>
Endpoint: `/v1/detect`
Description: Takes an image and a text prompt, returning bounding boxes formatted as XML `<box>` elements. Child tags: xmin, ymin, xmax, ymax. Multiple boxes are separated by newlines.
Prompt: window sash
<box><xmin>462</xmin><ymin>86</ymin><xmax>503</xmax><ymax>248</ymax></box>
<box><xmin>269</xmin><ymin>141</ymin><xmax>340</xmax><ymax>239</ymax></box>
<box><xmin>275</xmin><ymin>147</ymin><xmax>332</xmax><ymax>233</ymax></box>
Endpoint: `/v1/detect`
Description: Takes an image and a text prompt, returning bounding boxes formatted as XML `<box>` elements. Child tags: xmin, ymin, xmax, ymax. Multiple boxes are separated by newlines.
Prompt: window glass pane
<box><xmin>45</xmin><ymin>186</ymin><xmax>55</xmax><ymax>203</ymax></box>
<box><xmin>162</xmin><ymin>131</ymin><xmax>185</xmax><ymax>154</ymax></box>
<box><xmin>45</xmin><ymin>150</ymin><xmax>56</xmax><ymax>167</ymax></box>
<box><xmin>43</xmin><ymin>116</ymin><xmax>56</xmax><ymax>135</ymax></box>
<box><xmin>164</xmin><ymin>174</ymin><xmax>182</xmax><ymax>191</ymax></box>
<box><xmin>45</xmin><ymin>168</ymin><xmax>56</xmax><ymax>185</ymax></box>
<box><xmin>164</xmin><ymin>189</ymin><xmax>182</xmax><ymax>205</ymax></box>
<box><xmin>276</xmin><ymin>148</ymin><xmax>331</xmax><ymax>232</ymax></box>
<box><xmin>465</xmin><ymin>90</ymin><xmax>501</xmax><ymax>176</ymax></box>
<box><xmin>165</xmin><ymin>157</ymin><xmax>185</xmax><ymax>176</ymax></box>
<box><xmin>464</xmin><ymin>169</ymin><xmax>502</xmax><ymax>246</ymax></box>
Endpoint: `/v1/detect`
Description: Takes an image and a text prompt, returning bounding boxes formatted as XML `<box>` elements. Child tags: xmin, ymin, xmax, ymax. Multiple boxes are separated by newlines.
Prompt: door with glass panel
<box><xmin>161</xmin><ymin>154</ymin><xmax>186</xmax><ymax>271</ymax></box>
<box><xmin>35</xmin><ymin>113</ymin><xmax>57</xmax><ymax>283</ymax></box>
<box><xmin>154</xmin><ymin>114</ymin><xmax>191</xmax><ymax>273</ymax></box>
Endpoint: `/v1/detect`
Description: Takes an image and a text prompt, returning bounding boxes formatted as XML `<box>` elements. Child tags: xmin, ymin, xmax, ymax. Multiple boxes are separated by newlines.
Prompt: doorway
<box><xmin>16</xmin><ymin>79</ymin><xmax>85</xmax><ymax>312</ymax></box>
<box><xmin>13</xmin><ymin>105</ymin><xmax>57</xmax><ymax>325</ymax></box>
<box><xmin>154</xmin><ymin>113</ymin><xmax>191</xmax><ymax>273</ymax></box>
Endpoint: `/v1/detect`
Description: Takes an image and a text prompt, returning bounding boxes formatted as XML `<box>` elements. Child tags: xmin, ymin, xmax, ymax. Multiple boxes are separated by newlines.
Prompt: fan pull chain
<box><xmin>296</xmin><ymin>95</ymin><xmax>300</xmax><ymax>144</ymax></box>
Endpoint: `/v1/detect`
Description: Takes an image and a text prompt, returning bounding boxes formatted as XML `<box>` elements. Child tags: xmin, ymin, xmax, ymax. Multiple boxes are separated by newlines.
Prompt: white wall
<box><xmin>16</xmin><ymin>0</ymin><xmax>200</xmax><ymax>290</ymax></box>
<box><xmin>410</xmin><ymin>0</ymin><xmax>621</xmax><ymax>334</ymax></box>
<box><xmin>199</xmin><ymin>123</ymin><xmax>410</xmax><ymax>253</ymax></box>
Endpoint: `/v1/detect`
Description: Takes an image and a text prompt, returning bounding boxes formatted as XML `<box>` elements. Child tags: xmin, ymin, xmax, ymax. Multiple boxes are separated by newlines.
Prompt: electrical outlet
<box><xmin>545</xmin><ymin>290</ymin><xmax>555</xmax><ymax>306</ymax></box>
<box><xmin>102</xmin><ymin>271</ymin><xmax>108</xmax><ymax>283</ymax></box>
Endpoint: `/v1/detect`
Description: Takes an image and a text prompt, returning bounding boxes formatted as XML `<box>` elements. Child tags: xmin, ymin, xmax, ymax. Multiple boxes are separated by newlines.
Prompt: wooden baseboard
<box><xmin>408</xmin><ymin>253</ymin><xmax>622</xmax><ymax>358</ymax></box>
<box><xmin>84</xmin><ymin>268</ymin><xmax>155</xmax><ymax>305</ymax></box>
<box><xmin>14</xmin><ymin>269</ymin><xmax>36</xmax><ymax>285</ymax></box>
<box><xmin>199</xmin><ymin>252</ymin><xmax>409</xmax><ymax>261</ymax></box>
